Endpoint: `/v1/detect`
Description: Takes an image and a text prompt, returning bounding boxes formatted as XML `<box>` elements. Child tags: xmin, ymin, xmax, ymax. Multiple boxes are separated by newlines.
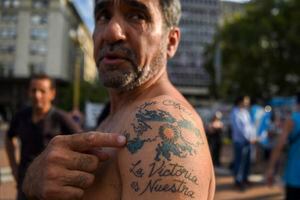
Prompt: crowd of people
<box><xmin>205</xmin><ymin>94</ymin><xmax>300</xmax><ymax>199</ymax></box>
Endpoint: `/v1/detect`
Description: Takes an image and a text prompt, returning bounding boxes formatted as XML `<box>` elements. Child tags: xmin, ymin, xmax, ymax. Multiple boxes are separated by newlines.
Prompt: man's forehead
<box><xmin>30</xmin><ymin>79</ymin><xmax>51</xmax><ymax>87</ymax></box>
<box><xmin>95</xmin><ymin>0</ymin><xmax>155</xmax><ymax>6</ymax></box>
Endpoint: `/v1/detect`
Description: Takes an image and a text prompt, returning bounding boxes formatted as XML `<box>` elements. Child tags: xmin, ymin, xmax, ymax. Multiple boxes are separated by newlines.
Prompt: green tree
<box><xmin>204</xmin><ymin>0</ymin><xmax>300</xmax><ymax>99</ymax></box>
<box><xmin>57</xmin><ymin>80</ymin><xmax>108</xmax><ymax>111</ymax></box>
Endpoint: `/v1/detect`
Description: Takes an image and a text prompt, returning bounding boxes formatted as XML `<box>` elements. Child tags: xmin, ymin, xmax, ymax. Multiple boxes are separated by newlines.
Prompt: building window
<box><xmin>0</xmin><ymin>0</ymin><xmax>20</xmax><ymax>8</ymax></box>
<box><xmin>29</xmin><ymin>43</ymin><xmax>47</xmax><ymax>55</ymax></box>
<box><xmin>31</xmin><ymin>13</ymin><xmax>48</xmax><ymax>25</ymax></box>
<box><xmin>29</xmin><ymin>63</ymin><xmax>45</xmax><ymax>75</ymax></box>
<box><xmin>0</xmin><ymin>12</ymin><xmax>17</xmax><ymax>23</ymax></box>
<box><xmin>32</xmin><ymin>0</ymin><xmax>48</xmax><ymax>9</ymax></box>
<box><xmin>0</xmin><ymin>28</ymin><xmax>17</xmax><ymax>39</ymax></box>
<box><xmin>0</xmin><ymin>62</ymin><xmax>13</xmax><ymax>77</ymax></box>
<box><xmin>0</xmin><ymin>44</ymin><xmax>15</xmax><ymax>54</ymax></box>
<box><xmin>31</xmin><ymin>28</ymin><xmax>48</xmax><ymax>40</ymax></box>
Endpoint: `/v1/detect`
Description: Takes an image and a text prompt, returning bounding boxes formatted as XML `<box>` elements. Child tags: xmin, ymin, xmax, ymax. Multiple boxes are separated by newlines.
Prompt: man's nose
<box><xmin>33</xmin><ymin>91</ymin><xmax>42</xmax><ymax>99</ymax></box>
<box><xmin>103</xmin><ymin>17</ymin><xmax>126</xmax><ymax>44</ymax></box>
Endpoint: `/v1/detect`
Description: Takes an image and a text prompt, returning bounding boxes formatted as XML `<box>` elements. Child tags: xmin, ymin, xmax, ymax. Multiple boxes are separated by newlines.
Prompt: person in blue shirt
<box><xmin>266</xmin><ymin>92</ymin><xmax>300</xmax><ymax>200</ymax></box>
<box><xmin>230</xmin><ymin>96</ymin><xmax>256</xmax><ymax>190</ymax></box>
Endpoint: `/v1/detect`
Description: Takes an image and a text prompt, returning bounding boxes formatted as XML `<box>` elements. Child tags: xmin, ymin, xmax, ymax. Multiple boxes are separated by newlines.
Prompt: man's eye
<box><xmin>128</xmin><ymin>13</ymin><xmax>146</xmax><ymax>21</ymax></box>
<box><xmin>96</xmin><ymin>11</ymin><xmax>110</xmax><ymax>22</ymax></box>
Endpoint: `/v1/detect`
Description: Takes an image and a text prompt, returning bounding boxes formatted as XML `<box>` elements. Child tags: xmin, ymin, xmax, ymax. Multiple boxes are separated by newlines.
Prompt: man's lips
<box><xmin>102</xmin><ymin>57</ymin><xmax>127</xmax><ymax>65</ymax></box>
<box><xmin>98</xmin><ymin>53</ymin><xmax>130</xmax><ymax>65</ymax></box>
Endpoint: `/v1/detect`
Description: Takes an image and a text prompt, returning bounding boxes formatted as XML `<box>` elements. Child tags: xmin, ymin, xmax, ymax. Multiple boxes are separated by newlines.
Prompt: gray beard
<box><xmin>99</xmin><ymin>49</ymin><xmax>165</xmax><ymax>91</ymax></box>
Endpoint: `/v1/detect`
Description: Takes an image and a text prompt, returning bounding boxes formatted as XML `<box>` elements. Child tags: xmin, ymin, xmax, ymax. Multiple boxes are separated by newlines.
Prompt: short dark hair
<box><xmin>159</xmin><ymin>0</ymin><xmax>182</xmax><ymax>28</ymax></box>
<box><xmin>93</xmin><ymin>0</ymin><xmax>182</xmax><ymax>28</ymax></box>
<box><xmin>30</xmin><ymin>74</ymin><xmax>56</xmax><ymax>89</ymax></box>
<box><xmin>234</xmin><ymin>96</ymin><xmax>244</xmax><ymax>106</ymax></box>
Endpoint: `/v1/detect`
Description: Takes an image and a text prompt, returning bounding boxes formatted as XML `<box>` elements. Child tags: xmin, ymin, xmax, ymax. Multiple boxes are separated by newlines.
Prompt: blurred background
<box><xmin>0</xmin><ymin>0</ymin><xmax>299</xmax><ymax>199</ymax></box>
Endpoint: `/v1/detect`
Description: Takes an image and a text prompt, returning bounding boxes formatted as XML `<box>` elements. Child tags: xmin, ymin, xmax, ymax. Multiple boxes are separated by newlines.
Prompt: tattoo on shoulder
<box><xmin>162</xmin><ymin>99</ymin><xmax>193</xmax><ymax>116</ymax></box>
<box><xmin>125</xmin><ymin>100</ymin><xmax>204</xmax><ymax>161</ymax></box>
<box><xmin>129</xmin><ymin>160</ymin><xmax>198</xmax><ymax>198</ymax></box>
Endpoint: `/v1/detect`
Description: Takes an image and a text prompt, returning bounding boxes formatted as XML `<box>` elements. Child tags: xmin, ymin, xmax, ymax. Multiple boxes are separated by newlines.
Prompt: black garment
<box><xmin>286</xmin><ymin>185</ymin><xmax>300</xmax><ymax>200</ymax></box>
<box><xmin>207</xmin><ymin>128</ymin><xmax>222</xmax><ymax>167</ymax></box>
<box><xmin>97</xmin><ymin>102</ymin><xmax>110</xmax><ymax>127</ymax></box>
<box><xmin>7</xmin><ymin>107</ymin><xmax>81</xmax><ymax>200</ymax></box>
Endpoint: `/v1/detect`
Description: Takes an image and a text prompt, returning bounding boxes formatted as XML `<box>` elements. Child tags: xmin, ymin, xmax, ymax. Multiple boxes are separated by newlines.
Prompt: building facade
<box><xmin>0</xmin><ymin>0</ymin><xmax>96</xmax><ymax>119</ymax></box>
<box><xmin>168</xmin><ymin>0</ymin><xmax>220</xmax><ymax>97</ymax></box>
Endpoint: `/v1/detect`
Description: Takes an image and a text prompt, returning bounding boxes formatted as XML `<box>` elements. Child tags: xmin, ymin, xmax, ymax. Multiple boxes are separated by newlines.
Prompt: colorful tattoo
<box><xmin>125</xmin><ymin>100</ymin><xmax>204</xmax><ymax>161</ymax></box>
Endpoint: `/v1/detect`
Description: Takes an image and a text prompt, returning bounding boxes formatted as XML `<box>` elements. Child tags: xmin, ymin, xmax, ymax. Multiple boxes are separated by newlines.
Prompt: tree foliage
<box><xmin>57</xmin><ymin>80</ymin><xmax>108</xmax><ymax>111</ymax></box>
<box><xmin>204</xmin><ymin>0</ymin><xmax>300</xmax><ymax>99</ymax></box>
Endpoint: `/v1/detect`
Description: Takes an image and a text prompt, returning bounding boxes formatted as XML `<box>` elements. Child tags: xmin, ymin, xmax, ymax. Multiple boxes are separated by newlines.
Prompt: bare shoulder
<box><xmin>118</xmin><ymin>96</ymin><xmax>215</xmax><ymax>200</ymax></box>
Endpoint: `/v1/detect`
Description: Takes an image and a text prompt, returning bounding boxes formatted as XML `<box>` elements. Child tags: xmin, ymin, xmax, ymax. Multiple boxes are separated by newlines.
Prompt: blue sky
<box><xmin>73</xmin><ymin>0</ymin><xmax>95</xmax><ymax>33</ymax></box>
<box><xmin>73</xmin><ymin>0</ymin><xmax>250</xmax><ymax>33</ymax></box>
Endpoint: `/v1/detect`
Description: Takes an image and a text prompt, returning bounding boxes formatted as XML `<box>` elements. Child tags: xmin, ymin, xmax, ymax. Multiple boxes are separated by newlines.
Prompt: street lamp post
<box><xmin>69</xmin><ymin>29</ymin><xmax>82</xmax><ymax>110</ymax></box>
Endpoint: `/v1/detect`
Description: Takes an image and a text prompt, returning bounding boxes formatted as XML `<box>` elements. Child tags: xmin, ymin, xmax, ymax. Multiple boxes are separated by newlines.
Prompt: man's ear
<box><xmin>167</xmin><ymin>27</ymin><xmax>181</xmax><ymax>59</ymax></box>
<box><xmin>50</xmin><ymin>89</ymin><xmax>56</xmax><ymax>102</ymax></box>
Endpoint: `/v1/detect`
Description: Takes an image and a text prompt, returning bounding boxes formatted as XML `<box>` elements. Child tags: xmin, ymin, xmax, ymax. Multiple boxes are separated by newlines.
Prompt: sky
<box><xmin>72</xmin><ymin>0</ymin><xmax>251</xmax><ymax>33</ymax></box>
<box><xmin>73</xmin><ymin>0</ymin><xmax>95</xmax><ymax>33</ymax></box>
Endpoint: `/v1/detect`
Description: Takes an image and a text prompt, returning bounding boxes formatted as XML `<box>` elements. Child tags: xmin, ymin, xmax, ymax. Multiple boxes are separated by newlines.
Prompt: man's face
<box><xmin>29</xmin><ymin>79</ymin><xmax>55</xmax><ymax>111</ymax></box>
<box><xmin>243</xmin><ymin>97</ymin><xmax>250</xmax><ymax>108</ymax></box>
<box><xmin>93</xmin><ymin>0</ymin><xmax>172</xmax><ymax>91</ymax></box>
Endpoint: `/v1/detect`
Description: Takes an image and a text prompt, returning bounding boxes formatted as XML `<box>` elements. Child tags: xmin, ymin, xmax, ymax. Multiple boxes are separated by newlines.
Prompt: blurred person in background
<box><xmin>230</xmin><ymin>95</ymin><xmax>256</xmax><ymax>190</ymax></box>
<box><xmin>250</xmin><ymin>98</ymin><xmax>264</xmax><ymax>136</ymax></box>
<box><xmin>266</xmin><ymin>92</ymin><xmax>300</xmax><ymax>200</ymax></box>
<box><xmin>257</xmin><ymin>110</ymin><xmax>282</xmax><ymax>161</ymax></box>
<box><xmin>206</xmin><ymin>111</ymin><xmax>224</xmax><ymax>167</ymax></box>
<box><xmin>5</xmin><ymin>74</ymin><xmax>81</xmax><ymax>200</ymax></box>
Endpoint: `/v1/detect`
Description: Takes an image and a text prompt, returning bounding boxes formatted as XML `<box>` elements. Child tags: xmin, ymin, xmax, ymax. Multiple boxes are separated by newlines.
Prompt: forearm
<box><xmin>5</xmin><ymin>136</ymin><xmax>18</xmax><ymax>170</ymax></box>
<box><xmin>268</xmin><ymin>139</ymin><xmax>285</xmax><ymax>171</ymax></box>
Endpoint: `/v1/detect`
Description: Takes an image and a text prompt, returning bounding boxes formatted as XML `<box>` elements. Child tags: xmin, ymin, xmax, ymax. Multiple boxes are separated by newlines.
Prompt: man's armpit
<box><xmin>128</xmin><ymin>159</ymin><xmax>199</xmax><ymax>198</ymax></box>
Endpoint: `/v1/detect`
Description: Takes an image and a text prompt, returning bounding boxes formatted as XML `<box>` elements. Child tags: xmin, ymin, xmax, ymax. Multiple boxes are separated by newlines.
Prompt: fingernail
<box><xmin>117</xmin><ymin>135</ymin><xmax>126</xmax><ymax>144</ymax></box>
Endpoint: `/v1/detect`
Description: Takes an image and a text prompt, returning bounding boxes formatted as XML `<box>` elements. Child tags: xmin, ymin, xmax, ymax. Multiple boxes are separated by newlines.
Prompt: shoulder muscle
<box><xmin>118</xmin><ymin>97</ymin><xmax>215</xmax><ymax>200</ymax></box>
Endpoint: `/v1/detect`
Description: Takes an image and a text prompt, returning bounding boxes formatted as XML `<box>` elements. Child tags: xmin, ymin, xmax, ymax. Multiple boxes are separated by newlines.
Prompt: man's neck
<box><xmin>108</xmin><ymin>70</ymin><xmax>169</xmax><ymax>113</ymax></box>
<box><xmin>32</xmin><ymin>105</ymin><xmax>52</xmax><ymax>122</ymax></box>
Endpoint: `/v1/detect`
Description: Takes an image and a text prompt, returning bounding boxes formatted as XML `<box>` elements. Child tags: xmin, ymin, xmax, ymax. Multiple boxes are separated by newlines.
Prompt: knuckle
<box><xmin>75</xmin><ymin>173</ymin><xmax>95</xmax><ymax>189</ymax></box>
<box><xmin>83</xmin><ymin>133</ymin><xmax>96</xmax><ymax>146</ymax></box>
<box><xmin>47</xmin><ymin>149</ymin><xmax>64</xmax><ymax>163</ymax></box>
<box><xmin>89</xmin><ymin>156</ymin><xmax>99</xmax><ymax>171</ymax></box>
<box><xmin>49</xmin><ymin>135</ymin><xmax>64</xmax><ymax>146</ymax></box>
<box><xmin>75</xmin><ymin>155</ymin><xmax>98</xmax><ymax>171</ymax></box>
<box><xmin>85</xmin><ymin>173</ymin><xmax>95</xmax><ymax>187</ymax></box>
<box><xmin>40</xmin><ymin>186</ymin><xmax>55</xmax><ymax>199</ymax></box>
<box><xmin>71</xmin><ymin>189</ymin><xmax>84</xmax><ymax>200</ymax></box>
<box><xmin>44</xmin><ymin>167</ymin><xmax>59</xmax><ymax>180</ymax></box>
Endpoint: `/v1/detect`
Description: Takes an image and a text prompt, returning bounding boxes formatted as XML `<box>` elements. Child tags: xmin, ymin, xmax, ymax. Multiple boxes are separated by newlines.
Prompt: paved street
<box><xmin>0</xmin><ymin>128</ymin><xmax>284</xmax><ymax>200</ymax></box>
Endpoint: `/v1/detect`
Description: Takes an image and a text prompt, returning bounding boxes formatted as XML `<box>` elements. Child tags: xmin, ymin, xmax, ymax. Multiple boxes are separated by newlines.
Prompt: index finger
<box><xmin>65</xmin><ymin>132</ymin><xmax>127</xmax><ymax>152</ymax></box>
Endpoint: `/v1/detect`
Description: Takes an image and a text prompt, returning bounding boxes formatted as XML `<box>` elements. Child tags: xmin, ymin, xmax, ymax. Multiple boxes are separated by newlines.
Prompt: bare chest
<box><xmin>83</xmin><ymin>116</ymin><xmax>130</xmax><ymax>200</ymax></box>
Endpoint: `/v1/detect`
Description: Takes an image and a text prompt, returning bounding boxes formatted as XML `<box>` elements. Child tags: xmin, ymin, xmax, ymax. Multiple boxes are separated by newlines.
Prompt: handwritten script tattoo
<box><xmin>130</xmin><ymin>160</ymin><xmax>145</xmax><ymax>178</ymax></box>
<box><xmin>129</xmin><ymin>160</ymin><xmax>197</xmax><ymax>198</ymax></box>
<box><xmin>126</xmin><ymin>100</ymin><xmax>204</xmax><ymax>161</ymax></box>
<box><xmin>163</xmin><ymin>99</ymin><xmax>192</xmax><ymax>116</ymax></box>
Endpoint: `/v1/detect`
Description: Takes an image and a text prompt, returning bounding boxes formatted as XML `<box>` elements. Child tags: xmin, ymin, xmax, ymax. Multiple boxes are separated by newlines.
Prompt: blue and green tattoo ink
<box><xmin>125</xmin><ymin>99</ymin><xmax>204</xmax><ymax>198</ymax></box>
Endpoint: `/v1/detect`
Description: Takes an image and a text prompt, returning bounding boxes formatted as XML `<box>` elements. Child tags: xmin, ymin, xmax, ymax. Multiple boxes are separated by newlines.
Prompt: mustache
<box><xmin>96</xmin><ymin>43</ymin><xmax>137</xmax><ymax>66</ymax></box>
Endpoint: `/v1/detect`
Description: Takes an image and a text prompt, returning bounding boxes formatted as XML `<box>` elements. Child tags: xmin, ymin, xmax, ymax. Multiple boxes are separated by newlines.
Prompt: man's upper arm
<box><xmin>118</xmin><ymin>98</ymin><xmax>215</xmax><ymax>200</ymax></box>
